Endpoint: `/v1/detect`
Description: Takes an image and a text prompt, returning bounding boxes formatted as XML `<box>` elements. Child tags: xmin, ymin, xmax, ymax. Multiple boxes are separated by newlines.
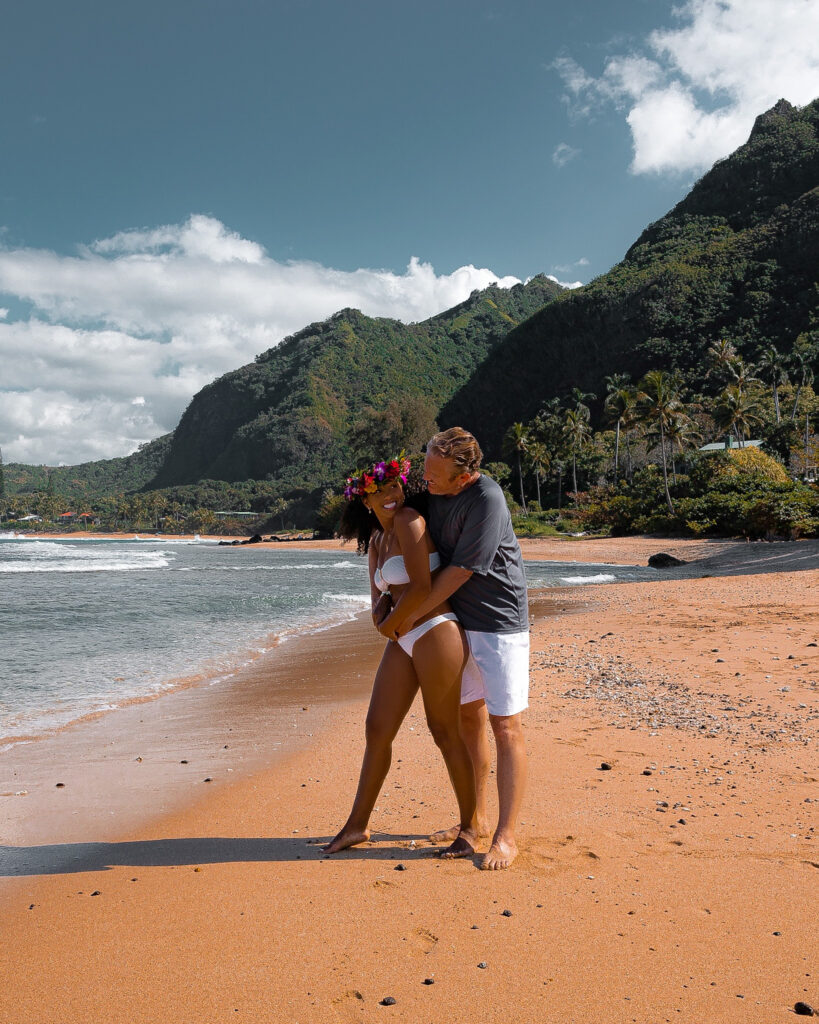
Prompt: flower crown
<box><xmin>343</xmin><ymin>456</ymin><xmax>411</xmax><ymax>501</ymax></box>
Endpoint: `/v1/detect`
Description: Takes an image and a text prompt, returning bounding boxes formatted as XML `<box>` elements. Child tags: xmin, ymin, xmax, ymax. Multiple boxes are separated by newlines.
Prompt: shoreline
<box><xmin>0</xmin><ymin>534</ymin><xmax>759</xmax><ymax>755</ymax></box>
<box><xmin>0</xmin><ymin>541</ymin><xmax>816</xmax><ymax>1021</ymax></box>
<box><xmin>0</xmin><ymin>613</ymin><xmax>385</xmax><ymax>877</ymax></box>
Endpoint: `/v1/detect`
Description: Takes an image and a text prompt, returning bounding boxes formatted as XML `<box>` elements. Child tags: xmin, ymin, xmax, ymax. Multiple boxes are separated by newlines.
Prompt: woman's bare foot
<box><xmin>322</xmin><ymin>826</ymin><xmax>370</xmax><ymax>854</ymax></box>
<box><xmin>429</xmin><ymin>820</ymin><xmax>489</xmax><ymax>846</ymax></box>
<box><xmin>480</xmin><ymin>835</ymin><xmax>518</xmax><ymax>870</ymax></box>
<box><xmin>440</xmin><ymin>828</ymin><xmax>477</xmax><ymax>859</ymax></box>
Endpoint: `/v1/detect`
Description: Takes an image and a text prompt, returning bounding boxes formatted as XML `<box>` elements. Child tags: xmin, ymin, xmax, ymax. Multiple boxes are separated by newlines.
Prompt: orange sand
<box><xmin>0</xmin><ymin>538</ymin><xmax>817</xmax><ymax>1023</ymax></box>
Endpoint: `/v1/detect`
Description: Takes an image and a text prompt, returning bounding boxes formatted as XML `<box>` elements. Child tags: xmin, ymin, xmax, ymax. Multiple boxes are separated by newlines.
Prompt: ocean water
<box><xmin>0</xmin><ymin>535</ymin><xmax>655</xmax><ymax>742</ymax></box>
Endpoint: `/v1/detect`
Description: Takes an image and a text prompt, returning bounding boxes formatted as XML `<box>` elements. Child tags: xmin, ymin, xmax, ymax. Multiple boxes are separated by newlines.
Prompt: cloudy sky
<box><xmin>1</xmin><ymin>0</ymin><xmax>818</xmax><ymax>465</ymax></box>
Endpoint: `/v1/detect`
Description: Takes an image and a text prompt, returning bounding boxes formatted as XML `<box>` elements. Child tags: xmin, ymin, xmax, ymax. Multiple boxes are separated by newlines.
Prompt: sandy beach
<box><xmin>1</xmin><ymin>536</ymin><xmax>817</xmax><ymax>1022</ymax></box>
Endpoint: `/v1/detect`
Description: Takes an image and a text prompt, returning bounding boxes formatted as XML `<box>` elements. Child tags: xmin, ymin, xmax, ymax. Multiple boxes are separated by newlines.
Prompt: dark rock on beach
<box><xmin>648</xmin><ymin>553</ymin><xmax>688</xmax><ymax>568</ymax></box>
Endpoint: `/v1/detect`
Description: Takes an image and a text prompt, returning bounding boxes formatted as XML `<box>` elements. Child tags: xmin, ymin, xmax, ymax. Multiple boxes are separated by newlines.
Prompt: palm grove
<box><xmin>496</xmin><ymin>335</ymin><xmax>818</xmax><ymax>539</ymax></box>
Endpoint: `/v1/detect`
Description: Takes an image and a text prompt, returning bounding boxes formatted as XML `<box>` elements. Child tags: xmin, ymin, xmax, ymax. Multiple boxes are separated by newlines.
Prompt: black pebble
<box><xmin>55</xmin><ymin>782</ymin><xmax>65</xmax><ymax>788</ymax></box>
<box><xmin>478</xmin><ymin>962</ymin><xmax>488</xmax><ymax>969</ymax></box>
<box><xmin>379</xmin><ymin>996</ymin><xmax>396</xmax><ymax>1006</ymax></box>
<box><xmin>502</xmin><ymin>909</ymin><xmax>513</xmax><ymax>917</ymax></box>
<box><xmin>90</xmin><ymin>890</ymin><xmax>101</xmax><ymax>896</ymax></box>
<box><xmin>423</xmin><ymin>978</ymin><xmax>434</xmax><ymax>985</ymax></box>
<box><xmin>204</xmin><ymin>777</ymin><xmax>212</xmax><ymax>782</ymax></box>
<box><xmin>794</xmin><ymin>1002</ymin><xmax>815</xmax><ymax>1016</ymax></box>
<box><xmin>471</xmin><ymin>925</ymin><xmax>479</xmax><ymax>929</ymax></box>
<box><xmin>642</xmin><ymin>769</ymin><xmax>653</xmax><ymax>776</ymax></box>
<box><xmin>180</xmin><ymin>760</ymin><xmax>188</xmax><ymax>764</ymax></box>
<box><xmin>678</xmin><ymin>818</ymin><xmax>687</xmax><ymax>825</ymax></box>
<box><xmin>394</xmin><ymin>864</ymin><xmax>406</xmax><ymax>871</ymax></box>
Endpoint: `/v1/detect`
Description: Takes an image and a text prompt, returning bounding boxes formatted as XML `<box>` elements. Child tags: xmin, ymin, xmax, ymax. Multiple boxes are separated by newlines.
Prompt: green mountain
<box><xmin>441</xmin><ymin>98</ymin><xmax>819</xmax><ymax>455</ymax></box>
<box><xmin>4</xmin><ymin>433</ymin><xmax>173</xmax><ymax>501</ymax></box>
<box><xmin>146</xmin><ymin>274</ymin><xmax>563</xmax><ymax>490</ymax></box>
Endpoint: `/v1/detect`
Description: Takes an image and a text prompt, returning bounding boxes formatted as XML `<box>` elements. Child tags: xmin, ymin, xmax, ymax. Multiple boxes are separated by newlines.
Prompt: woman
<box><xmin>323</xmin><ymin>456</ymin><xmax>477</xmax><ymax>858</ymax></box>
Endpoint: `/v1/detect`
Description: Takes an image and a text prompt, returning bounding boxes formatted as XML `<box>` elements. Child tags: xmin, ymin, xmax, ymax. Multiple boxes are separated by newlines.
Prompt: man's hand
<box><xmin>377</xmin><ymin>618</ymin><xmax>399</xmax><ymax>641</ymax></box>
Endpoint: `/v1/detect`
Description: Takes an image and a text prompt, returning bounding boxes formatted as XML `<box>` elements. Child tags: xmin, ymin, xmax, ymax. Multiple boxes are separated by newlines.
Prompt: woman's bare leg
<box><xmin>323</xmin><ymin>642</ymin><xmax>419</xmax><ymax>853</ymax></box>
<box><xmin>430</xmin><ymin>698</ymin><xmax>492</xmax><ymax>845</ymax></box>
<box><xmin>412</xmin><ymin>622</ymin><xmax>477</xmax><ymax>858</ymax></box>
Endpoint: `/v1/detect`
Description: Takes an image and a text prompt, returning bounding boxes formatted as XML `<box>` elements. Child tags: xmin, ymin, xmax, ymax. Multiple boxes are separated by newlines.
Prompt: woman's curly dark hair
<box><xmin>338</xmin><ymin>464</ymin><xmax>429</xmax><ymax>554</ymax></box>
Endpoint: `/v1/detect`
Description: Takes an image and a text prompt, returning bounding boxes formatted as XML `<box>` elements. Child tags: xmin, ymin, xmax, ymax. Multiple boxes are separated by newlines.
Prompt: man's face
<box><xmin>423</xmin><ymin>451</ymin><xmax>468</xmax><ymax>496</ymax></box>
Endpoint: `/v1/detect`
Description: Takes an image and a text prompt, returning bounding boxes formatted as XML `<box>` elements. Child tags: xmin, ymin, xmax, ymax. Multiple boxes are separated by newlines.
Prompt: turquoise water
<box><xmin>0</xmin><ymin>534</ymin><xmax>656</xmax><ymax>742</ymax></box>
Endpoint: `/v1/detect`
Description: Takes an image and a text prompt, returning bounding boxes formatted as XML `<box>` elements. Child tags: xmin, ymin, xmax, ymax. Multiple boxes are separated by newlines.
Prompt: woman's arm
<box><xmin>368</xmin><ymin>532</ymin><xmax>390</xmax><ymax>627</ymax></box>
<box><xmin>376</xmin><ymin>509</ymin><xmax>431</xmax><ymax>640</ymax></box>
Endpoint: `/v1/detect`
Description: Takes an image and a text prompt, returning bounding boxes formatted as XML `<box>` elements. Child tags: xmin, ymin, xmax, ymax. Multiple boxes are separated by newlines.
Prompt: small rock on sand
<box><xmin>648</xmin><ymin>552</ymin><xmax>687</xmax><ymax>568</ymax></box>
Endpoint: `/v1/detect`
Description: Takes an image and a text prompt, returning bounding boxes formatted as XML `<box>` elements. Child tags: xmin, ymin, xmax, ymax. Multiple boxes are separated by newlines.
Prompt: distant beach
<box><xmin>0</xmin><ymin>536</ymin><xmax>817</xmax><ymax>1022</ymax></box>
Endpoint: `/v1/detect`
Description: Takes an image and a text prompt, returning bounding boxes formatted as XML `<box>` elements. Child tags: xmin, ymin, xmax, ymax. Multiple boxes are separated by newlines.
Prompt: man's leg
<box><xmin>482</xmin><ymin>710</ymin><xmax>526</xmax><ymax>870</ymax></box>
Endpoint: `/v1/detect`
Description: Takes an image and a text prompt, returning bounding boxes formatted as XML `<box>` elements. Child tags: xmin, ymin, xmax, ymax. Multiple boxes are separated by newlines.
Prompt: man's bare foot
<box><xmin>480</xmin><ymin>836</ymin><xmax>518</xmax><ymax>870</ymax></box>
<box><xmin>440</xmin><ymin>828</ymin><xmax>477</xmax><ymax>859</ymax></box>
<box><xmin>322</xmin><ymin>827</ymin><xmax>370</xmax><ymax>854</ymax></box>
<box><xmin>429</xmin><ymin>821</ymin><xmax>489</xmax><ymax>845</ymax></box>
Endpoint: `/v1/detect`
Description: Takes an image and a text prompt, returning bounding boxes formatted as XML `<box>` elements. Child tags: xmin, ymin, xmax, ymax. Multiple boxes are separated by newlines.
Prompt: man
<box><xmin>404</xmin><ymin>426</ymin><xmax>529</xmax><ymax>870</ymax></box>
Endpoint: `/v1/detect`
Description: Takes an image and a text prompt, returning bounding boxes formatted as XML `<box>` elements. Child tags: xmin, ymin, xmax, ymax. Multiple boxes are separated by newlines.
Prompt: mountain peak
<box><xmin>748</xmin><ymin>98</ymin><xmax>797</xmax><ymax>139</ymax></box>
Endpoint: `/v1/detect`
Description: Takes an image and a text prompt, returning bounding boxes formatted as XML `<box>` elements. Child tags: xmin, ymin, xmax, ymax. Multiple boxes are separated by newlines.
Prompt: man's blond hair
<box><xmin>427</xmin><ymin>427</ymin><xmax>483</xmax><ymax>474</ymax></box>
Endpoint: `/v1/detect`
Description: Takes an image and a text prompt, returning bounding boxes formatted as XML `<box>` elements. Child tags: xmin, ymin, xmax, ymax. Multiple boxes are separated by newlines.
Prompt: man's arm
<box><xmin>384</xmin><ymin>564</ymin><xmax>472</xmax><ymax>636</ymax></box>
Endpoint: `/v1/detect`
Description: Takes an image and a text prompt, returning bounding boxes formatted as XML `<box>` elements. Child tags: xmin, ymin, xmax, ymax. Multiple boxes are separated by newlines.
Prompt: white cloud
<box><xmin>555</xmin><ymin>0</ymin><xmax>819</xmax><ymax>174</ymax></box>
<box><xmin>546</xmin><ymin>273</ymin><xmax>583</xmax><ymax>290</ymax></box>
<box><xmin>552</xmin><ymin>142</ymin><xmax>580</xmax><ymax>167</ymax></box>
<box><xmin>0</xmin><ymin>216</ymin><xmax>524</xmax><ymax>465</ymax></box>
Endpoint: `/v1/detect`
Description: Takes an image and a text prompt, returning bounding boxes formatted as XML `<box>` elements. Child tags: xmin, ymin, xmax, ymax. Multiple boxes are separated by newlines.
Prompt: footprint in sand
<box><xmin>413</xmin><ymin>927</ymin><xmax>438</xmax><ymax>953</ymax></box>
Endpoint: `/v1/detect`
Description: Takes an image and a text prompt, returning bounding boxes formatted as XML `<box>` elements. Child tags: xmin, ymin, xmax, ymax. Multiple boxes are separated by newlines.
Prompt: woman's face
<box><xmin>362</xmin><ymin>477</ymin><xmax>405</xmax><ymax>518</ymax></box>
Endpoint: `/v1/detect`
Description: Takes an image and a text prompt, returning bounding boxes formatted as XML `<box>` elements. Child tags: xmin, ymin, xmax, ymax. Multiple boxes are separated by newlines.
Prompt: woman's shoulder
<box><xmin>395</xmin><ymin>505</ymin><xmax>425</xmax><ymax>527</ymax></box>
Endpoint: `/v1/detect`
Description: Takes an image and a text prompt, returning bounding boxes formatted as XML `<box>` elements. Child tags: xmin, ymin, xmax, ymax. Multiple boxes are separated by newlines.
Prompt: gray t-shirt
<box><xmin>428</xmin><ymin>473</ymin><xmax>528</xmax><ymax>633</ymax></box>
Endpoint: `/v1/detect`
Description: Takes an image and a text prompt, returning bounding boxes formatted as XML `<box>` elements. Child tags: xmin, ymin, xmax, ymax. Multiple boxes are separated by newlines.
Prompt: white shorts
<box><xmin>460</xmin><ymin>629</ymin><xmax>530</xmax><ymax>717</ymax></box>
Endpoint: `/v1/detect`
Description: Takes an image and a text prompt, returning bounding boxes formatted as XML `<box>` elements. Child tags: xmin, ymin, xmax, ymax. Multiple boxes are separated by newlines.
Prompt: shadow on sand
<box><xmin>0</xmin><ymin>835</ymin><xmax>448</xmax><ymax>877</ymax></box>
<box><xmin>675</xmin><ymin>538</ymin><xmax>819</xmax><ymax>579</ymax></box>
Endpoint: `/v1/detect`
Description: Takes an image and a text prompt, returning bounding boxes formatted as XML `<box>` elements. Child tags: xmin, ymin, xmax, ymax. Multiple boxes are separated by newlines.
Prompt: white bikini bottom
<box><xmin>396</xmin><ymin>612</ymin><xmax>459</xmax><ymax>658</ymax></box>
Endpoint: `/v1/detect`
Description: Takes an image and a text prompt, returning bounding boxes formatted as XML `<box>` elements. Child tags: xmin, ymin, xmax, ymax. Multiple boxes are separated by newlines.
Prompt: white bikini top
<box><xmin>374</xmin><ymin>551</ymin><xmax>441</xmax><ymax>592</ymax></box>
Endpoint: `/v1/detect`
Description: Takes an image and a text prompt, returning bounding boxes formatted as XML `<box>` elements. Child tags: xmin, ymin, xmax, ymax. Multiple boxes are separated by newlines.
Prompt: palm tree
<box><xmin>713</xmin><ymin>384</ymin><xmax>764</xmax><ymax>447</ymax></box>
<box><xmin>789</xmin><ymin>349</ymin><xmax>815</xmax><ymax>421</ymax></box>
<box><xmin>503</xmin><ymin>422</ymin><xmax>531</xmax><ymax>513</ymax></box>
<box><xmin>604</xmin><ymin>376</ymin><xmax>637</xmax><ymax>486</ymax></box>
<box><xmin>569</xmin><ymin>387</ymin><xmax>595</xmax><ymax>420</ymax></box>
<box><xmin>562</xmin><ymin>406</ymin><xmax>591</xmax><ymax>505</ymax></box>
<box><xmin>729</xmin><ymin>358</ymin><xmax>760</xmax><ymax>393</ymax></box>
<box><xmin>527</xmin><ymin>442</ymin><xmax>550</xmax><ymax>508</ymax></box>
<box><xmin>757</xmin><ymin>345</ymin><xmax>788</xmax><ymax>424</ymax></box>
<box><xmin>660</xmin><ymin>410</ymin><xmax>702</xmax><ymax>484</ymax></box>
<box><xmin>637</xmin><ymin>370</ymin><xmax>686</xmax><ymax>513</ymax></box>
<box><xmin>707</xmin><ymin>338</ymin><xmax>739</xmax><ymax>378</ymax></box>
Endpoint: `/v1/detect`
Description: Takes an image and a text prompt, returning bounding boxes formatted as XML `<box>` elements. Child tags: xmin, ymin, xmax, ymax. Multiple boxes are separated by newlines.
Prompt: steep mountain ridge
<box><xmin>441</xmin><ymin>98</ymin><xmax>819</xmax><ymax>455</ymax></box>
<box><xmin>147</xmin><ymin>274</ymin><xmax>562</xmax><ymax>489</ymax></box>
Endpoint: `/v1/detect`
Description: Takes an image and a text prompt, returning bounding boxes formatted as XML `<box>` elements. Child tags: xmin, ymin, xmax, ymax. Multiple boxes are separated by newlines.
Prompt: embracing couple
<box><xmin>325</xmin><ymin>427</ymin><xmax>529</xmax><ymax>870</ymax></box>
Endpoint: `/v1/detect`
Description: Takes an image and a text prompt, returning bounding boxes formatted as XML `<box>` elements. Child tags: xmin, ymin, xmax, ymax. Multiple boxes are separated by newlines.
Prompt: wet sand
<box><xmin>0</xmin><ymin>538</ymin><xmax>817</xmax><ymax>1022</ymax></box>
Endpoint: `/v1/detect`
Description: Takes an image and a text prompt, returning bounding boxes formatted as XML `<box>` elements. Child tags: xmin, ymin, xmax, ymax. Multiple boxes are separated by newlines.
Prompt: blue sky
<box><xmin>1</xmin><ymin>0</ymin><xmax>818</xmax><ymax>464</ymax></box>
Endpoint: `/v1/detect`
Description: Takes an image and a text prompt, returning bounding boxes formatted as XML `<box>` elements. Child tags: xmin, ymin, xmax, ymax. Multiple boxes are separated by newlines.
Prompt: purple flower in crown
<box><xmin>343</xmin><ymin>454</ymin><xmax>411</xmax><ymax>500</ymax></box>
